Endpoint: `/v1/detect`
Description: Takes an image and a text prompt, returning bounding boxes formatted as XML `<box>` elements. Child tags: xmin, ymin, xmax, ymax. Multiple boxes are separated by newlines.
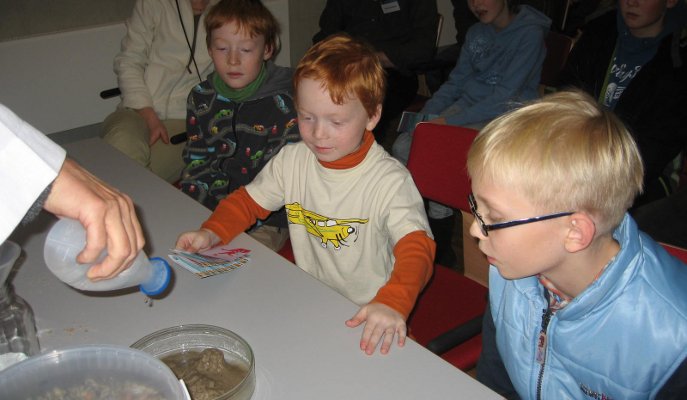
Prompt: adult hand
<box><xmin>138</xmin><ymin>107</ymin><xmax>170</xmax><ymax>145</ymax></box>
<box><xmin>43</xmin><ymin>158</ymin><xmax>145</xmax><ymax>280</ymax></box>
<box><xmin>346</xmin><ymin>302</ymin><xmax>407</xmax><ymax>355</ymax></box>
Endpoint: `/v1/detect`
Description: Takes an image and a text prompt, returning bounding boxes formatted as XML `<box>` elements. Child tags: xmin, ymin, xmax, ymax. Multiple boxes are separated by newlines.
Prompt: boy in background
<box><xmin>176</xmin><ymin>34</ymin><xmax>435</xmax><ymax>355</ymax></box>
<box><xmin>470</xmin><ymin>90</ymin><xmax>687</xmax><ymax>399</ymax></box>
<box><xmin>393</xmin><ymin>0</ymin><xmax>550</xmax><ymax>267</ymax></box>
<box><xmin>558</xmin><ymin>0</ymin><xmax>687</xmax><ymax>207</ymax></box>
<box><xmin>180</xmin><ymin>0</ymin><xmax>300</xmax><ymax>251</ymax></box>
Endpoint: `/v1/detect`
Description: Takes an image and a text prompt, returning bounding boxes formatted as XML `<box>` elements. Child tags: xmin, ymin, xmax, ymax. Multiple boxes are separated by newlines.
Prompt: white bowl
<box><xmin>0</xmin><ymin>344</ymin><xmax>185</xmax><ymax>399</ymax></box>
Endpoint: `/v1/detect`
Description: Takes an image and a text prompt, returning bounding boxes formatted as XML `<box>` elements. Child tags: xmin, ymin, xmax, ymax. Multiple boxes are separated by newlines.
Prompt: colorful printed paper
<box><xmin>169</xmin><ymin>246</ymin><xmax>251</xmax><ymax>278</ymax></box>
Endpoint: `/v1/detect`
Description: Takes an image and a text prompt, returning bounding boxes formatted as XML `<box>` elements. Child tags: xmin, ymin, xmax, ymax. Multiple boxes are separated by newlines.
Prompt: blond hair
<box><xmin>467</xmin><ymin>90</ymin><xmax>643</xmax><ymax>234</ymax></box>
<box><xmin>294</xmin><ymin>33</ymin><xmax>385</xmax><ymax>118</ymax></box>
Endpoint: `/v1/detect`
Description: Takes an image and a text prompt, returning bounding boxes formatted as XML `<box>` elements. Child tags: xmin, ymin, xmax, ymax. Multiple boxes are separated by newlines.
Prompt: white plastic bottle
<box><xmin>43</xmin><ymin>218</ymin><xmax>170</xmax><ymax>296</ymax></box>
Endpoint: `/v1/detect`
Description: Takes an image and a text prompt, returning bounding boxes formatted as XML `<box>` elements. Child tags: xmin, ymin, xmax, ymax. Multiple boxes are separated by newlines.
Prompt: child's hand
<box><xmin>345</xmin><ymin>302</ymin><xmax>406</xmax><ymax>355</ymax></box>
<box><xmin>175</xmin><ymin>229</ymin><xmax>221</xmax><ymax>253</ymax></box>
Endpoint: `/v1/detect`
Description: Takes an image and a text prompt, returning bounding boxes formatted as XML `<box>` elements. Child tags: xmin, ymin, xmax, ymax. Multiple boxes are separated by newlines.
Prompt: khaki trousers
<box><xmin>102</xmin><ymin>108</ymin><xmax>186</xmax><ymax>183</ymax></box>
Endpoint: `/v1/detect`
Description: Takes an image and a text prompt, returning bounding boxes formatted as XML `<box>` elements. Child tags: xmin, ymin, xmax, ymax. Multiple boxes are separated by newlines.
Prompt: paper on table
<box><xmin>169</xmin><ymin>245</ymin><xmax>251</xmax><ymax>278</ymax></box>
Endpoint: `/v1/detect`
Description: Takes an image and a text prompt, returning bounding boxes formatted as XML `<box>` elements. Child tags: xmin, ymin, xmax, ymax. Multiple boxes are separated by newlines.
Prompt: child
<box><xmin>558</xmin><ymin>0</ymin><xmax>687</xmax><ymax>207</ymax></box>
<box><xmin>179</xmin><ymin>0</ymin><xmax>300</xmax><ymax>251</ymax></box>
<box><xmin>392</xmin><ymin>0</ymin><xmax>551</xmax><ymax>268</ymax></box>
<box><xmin>469</xmin><ymin>90</ymin><xmax>687</xmax><ymax>399</ymax></box>
<box><xmin>176</xmin><ymin>33</ymin><xmax>435</xmax><ymax>355</ymax></box>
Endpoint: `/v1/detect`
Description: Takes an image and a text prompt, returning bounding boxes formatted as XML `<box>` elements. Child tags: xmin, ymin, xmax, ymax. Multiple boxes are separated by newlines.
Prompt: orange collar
<box><xmin>319</xmin><ymin>130</ymin><xmax>375</xmax><ymax>170</ymax></box>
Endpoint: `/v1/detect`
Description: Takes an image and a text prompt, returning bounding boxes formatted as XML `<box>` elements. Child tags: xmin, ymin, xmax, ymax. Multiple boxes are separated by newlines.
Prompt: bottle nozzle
<box><xmin>139</xmin><ymin>257</ymin><xmax>171</xmax><ymax>296</ymax></box>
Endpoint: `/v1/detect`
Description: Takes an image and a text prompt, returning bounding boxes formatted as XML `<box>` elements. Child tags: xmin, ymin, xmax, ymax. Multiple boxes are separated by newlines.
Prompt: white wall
<box><xmin>0</xmin><ymin>24</ymin><xmax>125</xmax><ymax>135</ymax></box>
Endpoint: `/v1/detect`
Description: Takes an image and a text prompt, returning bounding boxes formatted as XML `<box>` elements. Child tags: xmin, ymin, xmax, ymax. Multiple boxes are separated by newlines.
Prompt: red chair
<box><xmin>406</xmin><ymin>122</ymin><xmax>489</xmax><ymax>371</ymax></box>
<box><xmin>662</xmin><ymin>243</ymin><xmax>687</xmax><ymax>263</ymax></box>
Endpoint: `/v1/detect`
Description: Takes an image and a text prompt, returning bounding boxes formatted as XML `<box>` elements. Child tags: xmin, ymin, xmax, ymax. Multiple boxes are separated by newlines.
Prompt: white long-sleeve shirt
<box><xmin>114</xmin><ymin>0</ymin><xmax>218</xmax><ymax>119</ymax></box>
<box><xmin>0</xmin><ymin>104</ymin><xmax>65</xmax><ymax>243</ymax></box>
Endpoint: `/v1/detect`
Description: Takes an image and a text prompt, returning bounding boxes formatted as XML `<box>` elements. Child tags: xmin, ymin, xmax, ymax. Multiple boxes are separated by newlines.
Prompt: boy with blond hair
<box><xmin>469</xmin><ymin>90</ymin><xmax>687</xmax><ymax>399</ymax></box>
<box><xmin>176</xmin><ymin>33</ymin><xmax>435</xmax><ymax>355</ymax></box>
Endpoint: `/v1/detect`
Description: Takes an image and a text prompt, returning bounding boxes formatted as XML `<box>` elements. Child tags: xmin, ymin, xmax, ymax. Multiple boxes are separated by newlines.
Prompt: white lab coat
<box><xmin>0</xmin><ymin>104</ymin><xmax>65</xmax><ymax>243</ymax></box>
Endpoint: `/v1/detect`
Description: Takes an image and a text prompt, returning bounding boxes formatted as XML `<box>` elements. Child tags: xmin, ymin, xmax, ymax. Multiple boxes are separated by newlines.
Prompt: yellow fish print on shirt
<box><xmin>285</xmin><ymin>203</ymin><xmax>368</xmax><ymax>249</ymax></box>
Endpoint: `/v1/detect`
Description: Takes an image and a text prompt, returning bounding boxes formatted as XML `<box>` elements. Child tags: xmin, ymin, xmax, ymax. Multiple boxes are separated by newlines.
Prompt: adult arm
<box><xmin>114</xmin><ymin>0</ymin><xmax>171</xmax><ymax>144</ymax></box>
<box><xmin>0</xmin><ymin>103</ymin><xmax>144</xmax><ymax>279</ymax></box>
<box><xmin>45</xmin><ymin>159</ymin><xmax>145</xmax><ymax>280</ymax></box>
<box><xmin>0</xmin><ymin>104</ymin><xmax>65</xmax><ymax>243</ymax></box>
<box><xmin>114</xmin><ymin>0</ymin><xmax>158</xmax><ymax>111</ymax></box>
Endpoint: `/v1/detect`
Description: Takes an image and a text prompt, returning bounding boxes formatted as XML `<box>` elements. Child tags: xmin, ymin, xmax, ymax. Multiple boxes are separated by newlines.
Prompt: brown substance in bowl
<box><xmin>162</xmin><ymin>348</ymin><xmax>249</xmax><ymax>400</ymax></box>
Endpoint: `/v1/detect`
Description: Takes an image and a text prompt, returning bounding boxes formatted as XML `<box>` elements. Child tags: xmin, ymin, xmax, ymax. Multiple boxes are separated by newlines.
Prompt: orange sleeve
<box><xmin>372</xmin><ymin>230</ymin><xmax>435</xmax><ymax>319</ymax></box>
<box><xmin>201</xmin><ymin>186</ymin><xmax>272</xmax><ymax>244</ymax></box>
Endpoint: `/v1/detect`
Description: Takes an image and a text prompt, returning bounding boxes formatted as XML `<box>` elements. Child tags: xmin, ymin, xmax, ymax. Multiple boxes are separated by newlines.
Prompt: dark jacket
<box><xmin>558</xmin><ymin>9</ymin><xmax>687</xmax><ymax>205</ymax></box>
<box><xmin>312</xmin><ymin>0</ymin><xmax>438</xmax><ymax>72</ymax></box>
<box><xmin>180</xmin><ymin>62</ymin><xmax>300</xmax><ymax>227</ymax></box>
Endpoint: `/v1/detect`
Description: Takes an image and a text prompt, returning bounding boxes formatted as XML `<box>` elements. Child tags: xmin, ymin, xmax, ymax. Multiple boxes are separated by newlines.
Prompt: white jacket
<box><xmin>0</xmin><ymin>104</ymin><xmax>65</xmax><ymax>244</ymax></box>
<box><xmin>114</xmin><ymin>0</ymin><xmax>218</xmax><ymax>119</ymax></box>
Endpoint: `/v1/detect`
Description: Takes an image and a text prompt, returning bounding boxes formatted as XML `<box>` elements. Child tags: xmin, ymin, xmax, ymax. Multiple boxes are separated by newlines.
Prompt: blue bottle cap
<box><xmin>139</xmin><ymin>257</ymin><xmax>171</xmax><ymax>296</ymax></box>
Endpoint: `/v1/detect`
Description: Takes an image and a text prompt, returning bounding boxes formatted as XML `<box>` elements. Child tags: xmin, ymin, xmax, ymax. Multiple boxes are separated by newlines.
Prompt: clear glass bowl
<box><xmin>131</xmin><ymin>324</ymin><xmax>255</xmax><ymax>400</ymax></box>
<box><xmin>0</xmin><ymin>345</ymin><xmax>186</xmax><ymax>399</ymax></box>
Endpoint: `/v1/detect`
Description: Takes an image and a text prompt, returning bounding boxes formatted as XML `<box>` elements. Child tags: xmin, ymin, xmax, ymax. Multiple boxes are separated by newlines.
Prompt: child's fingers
<box><xmin>363</xmin><ymin>323</ymin><xmax>390</xmax><ymax>355</ymax></box>
<box><xmin>345</xmin><ymin>307</ymin><xmax>367</xmax><ymax>328</ymax></box>
<box><xmin>378</xmin><ymin>328</ymin><xmax>397</xmax><ymax>355</ymax></box>
<box><xmin>175</xmin><ymin>234</ymin><xmax>193</xmax><ymax>251</ymax></box>
<box><xmin>175</xmin><ymin>232</ymin><xmax>203</xmax><ymax>252</ymax></box>
<box><xmin>361</xmin><ymin>323</ymin><xmax>379</xmax><ymax>354</ymax></box>
<box><xmin>396</xmin><ymin>325</ymin><xmax>407</xmax><ymax>348</ymax></box>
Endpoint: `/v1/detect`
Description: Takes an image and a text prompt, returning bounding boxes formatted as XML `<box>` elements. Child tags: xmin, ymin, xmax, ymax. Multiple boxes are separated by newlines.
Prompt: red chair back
<box><xmin>405</xmin><ymin>122</ymin><xmax>487</xmax><ymax>371</ymax></box>
<box><xmin>407</xmin><ymin>123</ymin><xmax>479</xmax><ymax>212</ymax></box>
<box><xmin>662</xmin><ymin>243</ymin><xmax>687</xmax><ymax>263</ymax></box>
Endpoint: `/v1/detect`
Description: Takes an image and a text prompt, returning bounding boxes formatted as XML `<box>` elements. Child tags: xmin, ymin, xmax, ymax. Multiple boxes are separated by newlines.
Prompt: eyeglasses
<box><xmin>468</xmin><ymin>193</ymin><xmax>574</xmax><ymax>237</ymax></box>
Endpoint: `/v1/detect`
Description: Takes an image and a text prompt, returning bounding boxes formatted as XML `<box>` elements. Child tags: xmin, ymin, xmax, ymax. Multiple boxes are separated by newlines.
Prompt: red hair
<box><xmin>294</xmin><ymin>33</ymin><xmax>385</xmax><ymax>118</ymax></box>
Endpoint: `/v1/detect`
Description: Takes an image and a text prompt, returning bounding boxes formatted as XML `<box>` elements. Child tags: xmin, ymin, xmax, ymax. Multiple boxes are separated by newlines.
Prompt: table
<box><xmin>9</xmin><ymin>138</ymin><xmax>501</xmax><ymax>399</ymax></box>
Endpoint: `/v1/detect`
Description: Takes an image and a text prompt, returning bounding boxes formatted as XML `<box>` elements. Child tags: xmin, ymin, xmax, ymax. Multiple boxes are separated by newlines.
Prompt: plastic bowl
<box><xmin>0</xmin><ymin>345</ymin><xmax>185</xmax><ymax>399</ymax></box>
<box><xmin>131</xmin><ymin>324</ymin><xmax>255</xmax><ymax>400</ymax></box>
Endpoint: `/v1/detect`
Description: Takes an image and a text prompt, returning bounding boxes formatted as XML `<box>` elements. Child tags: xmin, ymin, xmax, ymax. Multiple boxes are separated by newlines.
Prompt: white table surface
<box><xmin>9</xmin><ymin>138</ymin><xmax>501</xmax><ymax>399</ymax></box>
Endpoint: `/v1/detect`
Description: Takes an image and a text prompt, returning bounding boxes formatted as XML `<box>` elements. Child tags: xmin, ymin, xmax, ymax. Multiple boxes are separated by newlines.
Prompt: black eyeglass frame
<box><xmin>468</xmin><ymin>193</ymin><xmax>574</xmax><ymax>236</ymax></box>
